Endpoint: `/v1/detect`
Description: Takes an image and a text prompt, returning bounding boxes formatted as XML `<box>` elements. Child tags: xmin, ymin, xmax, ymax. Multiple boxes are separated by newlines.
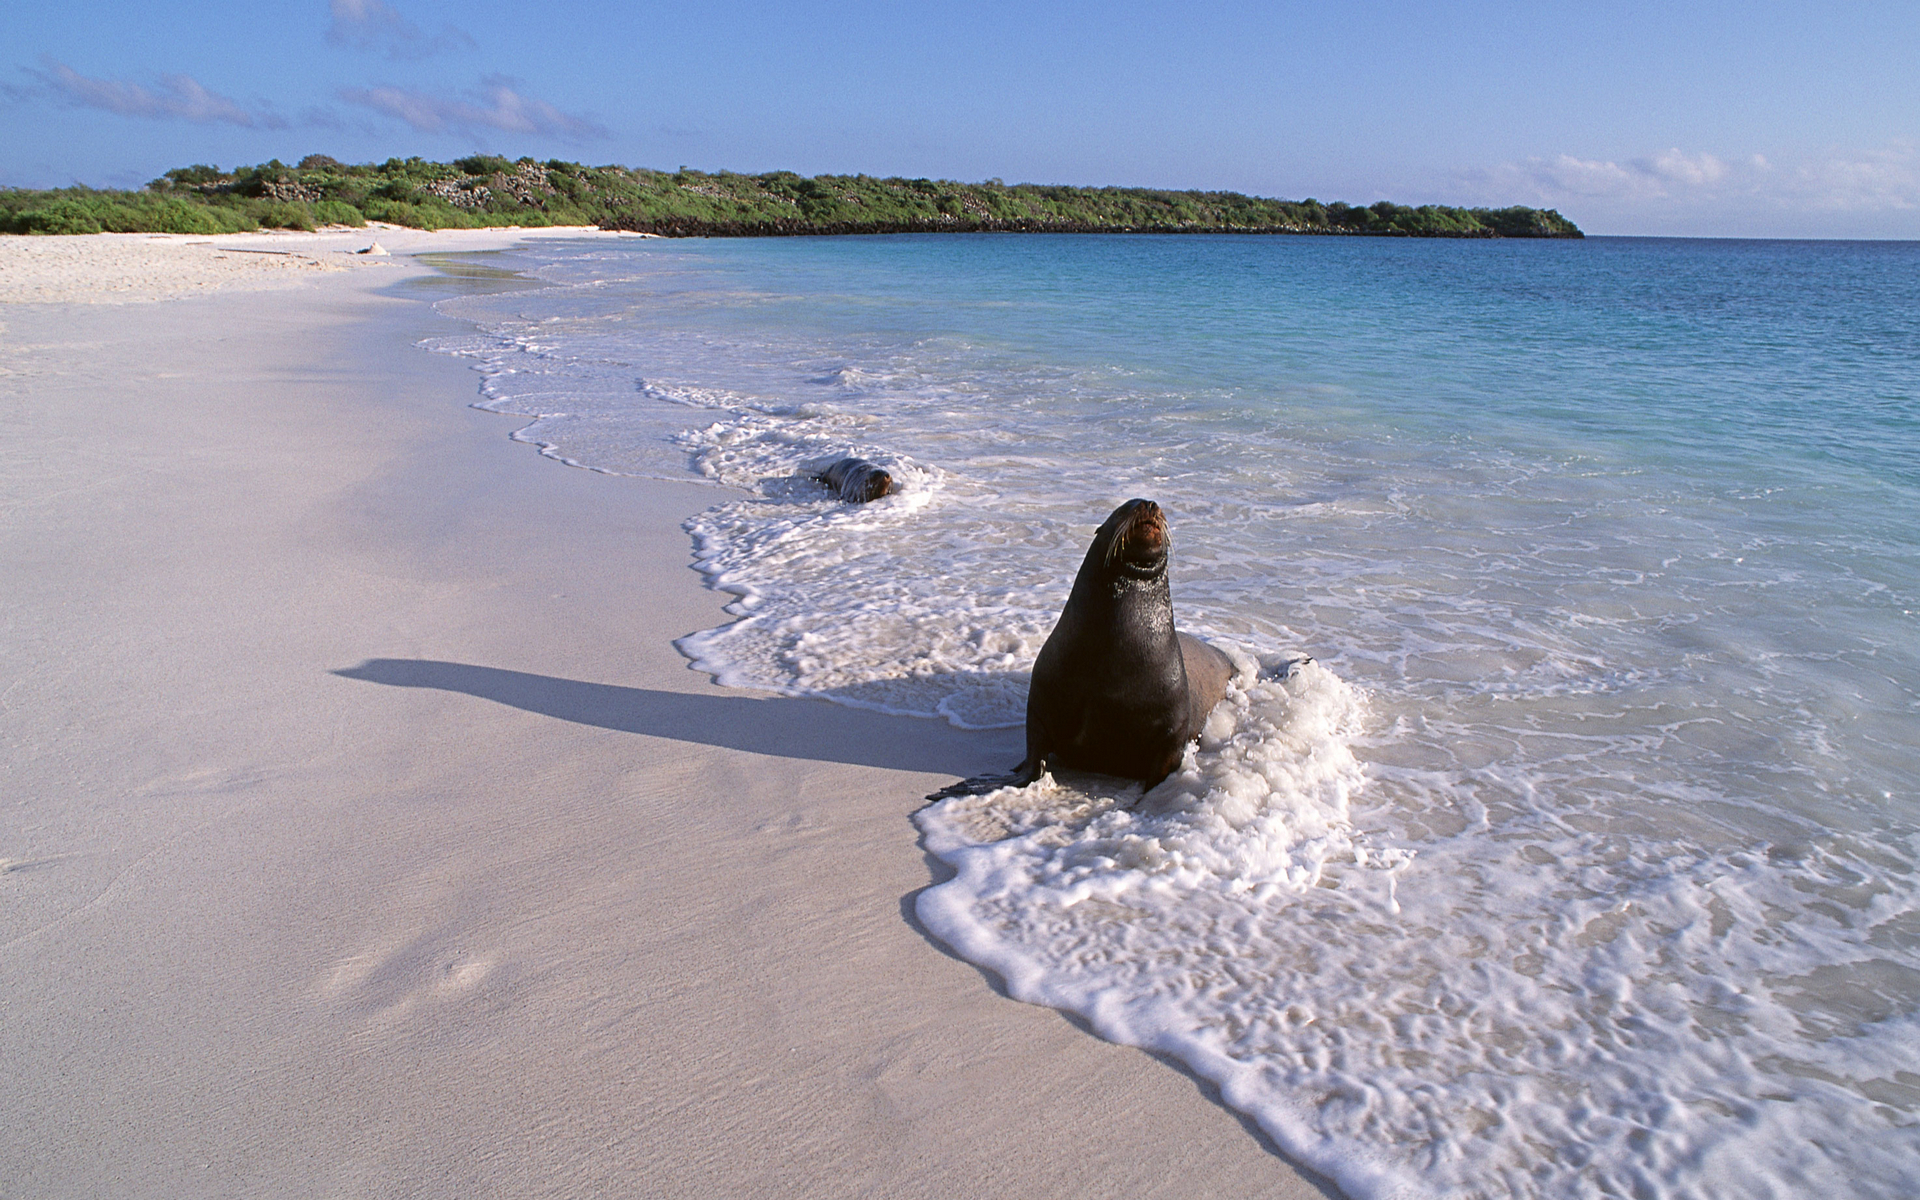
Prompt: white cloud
<box><xmin>327</xmin><ymin>0</ymin><xmax>475</xmax><ymax>60</ymax></box>
<box><xmin>339</xmin><ymin>77</ymin><xmax>606</xmax><ymax>140</ymax></box>
<box><xmin>27</xmin><ymin>59</ymin><xmax>284</xmax><ymax>128</ymax></box>
<box><xmin>1465</xmin><ymin>143</ymin><xmax>1920</xmax><ymax>232</ymax></box>
<box><xmin>1784</xmin><ymin>142</ymin><xmax>1920</xmax><ymax>212</ymax></box>
<box><xmin>1480</xmin><ymin>148</ymin><xmax>1746</xmax><ymax>201</ymax></box>
<box><xmin>1636</xmin><ymin>148</ymin><xmax>1733</xmax><ymax>189</ymax></box>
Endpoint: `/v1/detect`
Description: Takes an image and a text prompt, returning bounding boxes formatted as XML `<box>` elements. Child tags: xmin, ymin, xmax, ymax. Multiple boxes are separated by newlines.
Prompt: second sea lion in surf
<box><xmin>930</xmin><ymin>498</ymin><xmax>1234</xmax><ymax>798</ymax></box>
<box><xmin>816</xmin><ymin>457</ymin><xmax>894</xmax><ymax>503</ymax></box>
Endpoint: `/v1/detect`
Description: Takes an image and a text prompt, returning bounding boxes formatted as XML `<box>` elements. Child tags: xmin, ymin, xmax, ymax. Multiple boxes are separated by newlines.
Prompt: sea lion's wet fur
<box><xmin>1010</xmin><ymin>499</ymin><xmax>1234</xmax><ymax>790</ymax></box>
<box><xmin>816</xmin><ymin>457</ymin><xmax>894</xmax><ymax>503</ymax></box>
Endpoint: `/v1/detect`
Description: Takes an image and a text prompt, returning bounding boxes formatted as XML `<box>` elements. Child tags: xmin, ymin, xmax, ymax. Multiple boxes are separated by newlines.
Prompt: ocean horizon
<box><xmin>423</xmin><ymin>231</ymin><xmax>1920</xmax><ymax>1199</ymax></box>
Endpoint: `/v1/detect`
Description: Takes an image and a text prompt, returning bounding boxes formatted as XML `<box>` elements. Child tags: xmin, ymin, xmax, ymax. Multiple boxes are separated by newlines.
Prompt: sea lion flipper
<box><xmin>1011</xmin><ymin>752</ymin><xmax>1046</xmax><ymax>787</ymax></box>
<box><xmin>923</xmin><ymin>688</ymin><xmax>1054</xmax><ymax>801</ymax></box>
<box><xmin>1177</xmin><ymin>632</ymin><xmax>1234</xmax><ymax>736</ymax></box>
<box><xmin>923</xmin><ymin>744</ymin><xmax>1047</xmax><ymax>802</ymax></box>
<box><xmin>924</xmin><ymin>764</ymin><xmax>1038</xmax><ymax>802</ymax></box>
<box><xmin>1018</xmin><ymin>717</ymin><xmax>1051</xmax><ymax>784</ymax></box>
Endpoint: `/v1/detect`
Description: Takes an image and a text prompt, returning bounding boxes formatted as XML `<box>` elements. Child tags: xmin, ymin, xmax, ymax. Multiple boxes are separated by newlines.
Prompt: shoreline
<box><xmin>0</xmin><ymin>224</ymin><xmax>632</xmax><ymax>305</ymax></box>
<box><xmin>1</xmin><ymin>234</ymin><xmax>1334</xmax><ymax>1196</ymax></box>
<box><xmin>592</xmin><ymin>216</ymin><xmax>1578</xmax><ymax>238</ymax></box>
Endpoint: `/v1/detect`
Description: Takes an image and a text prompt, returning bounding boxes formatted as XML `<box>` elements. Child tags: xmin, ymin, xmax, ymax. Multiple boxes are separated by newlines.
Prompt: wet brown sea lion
<box><xmin>816</xmin><ymin>457</ymin><xmax>894</xmax><ymax>503</ymax></box>
<box><xmin>931</xmin><ymin>498</ymin><xmax>1234</xmax><ymax>798</ymax></box>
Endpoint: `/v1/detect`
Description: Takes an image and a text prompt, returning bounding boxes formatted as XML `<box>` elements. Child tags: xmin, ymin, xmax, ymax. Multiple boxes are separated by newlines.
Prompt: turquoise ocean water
<box><xmin>429</xmin><ymin>234</ymin><xmax>1920</xmax><ymax>1199</ymax></box>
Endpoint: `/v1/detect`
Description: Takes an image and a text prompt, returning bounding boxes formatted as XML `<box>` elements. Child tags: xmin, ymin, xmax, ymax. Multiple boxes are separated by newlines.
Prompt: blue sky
<box><xmin>4</xmin><ymin>0</ymin><xmax>1916</xmax><ymax>237</ymax></box>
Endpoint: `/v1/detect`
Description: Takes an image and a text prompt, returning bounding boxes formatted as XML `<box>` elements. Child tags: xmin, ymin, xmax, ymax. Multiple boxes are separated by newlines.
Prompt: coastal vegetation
<box><xmin>1</xmin><ymin>155</ymin><xmax>1582</xmax><ymax>238</ymax></box>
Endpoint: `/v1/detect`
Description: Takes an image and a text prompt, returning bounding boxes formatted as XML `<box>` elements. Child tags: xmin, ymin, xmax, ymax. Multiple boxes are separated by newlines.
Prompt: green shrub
<box><xmin>361</xmin><ymin>198</ymin><xmax>481</xmax><ymax>230</ymax></box>
<box><xmin>368</xmin><ymin>178</ymin><xmax>418</xmax><ymax>202</ymax></box>
<box><xmin>258</xmin><ymin>202</ymin><xmax>315</xmax><ymax>231</ymax></box>
<box><xmin>15</xmin><ymin>198</ymin><xmax>105</xmax><ymax>235</ymax></box>
<box><xmin>159</xmin><ymin>163</ymin><xmax>227</xmax><ymax>189</ymax></box>
<box><xmin>312</xmin><ymin>200</ymin><xmax>366</xmax><ymax>227</ymax></box>
<box><xmin>309</xmin><ymin>176</ymin><xmax>366</xmax><ymax>205</ymax></box>
<box><xmin>358</xmin><ymin>198</ymin><xmax>411</xmax><ymax>225</ymax></box>
<box><xmin>138</xmin><ymin>198</ymin><xmax>227</xmax><ymax>234</ymax></box>
<box><xmin>454</xmin><ymin>154</ymin><xmax>515</xmax><ymax>176</ymax></box>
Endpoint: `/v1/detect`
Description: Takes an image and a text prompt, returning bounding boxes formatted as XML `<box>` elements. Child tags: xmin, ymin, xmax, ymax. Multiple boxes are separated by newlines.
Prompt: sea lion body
<box><xmin>1014</xmin><ymin>499</ymin><xmax>1233</xmax><ymax>789</ymax></box>
<box><xmin>816</xmin><ymin>457</ymin><xmax>894</xmax><ymax>503</ymax></box>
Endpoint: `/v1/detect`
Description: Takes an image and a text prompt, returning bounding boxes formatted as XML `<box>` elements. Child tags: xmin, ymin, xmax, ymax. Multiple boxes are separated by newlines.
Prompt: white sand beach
<box><xmin>0</xmin><ymin>230</ymin><xmax>1330</xmax><ymax>1198</ymax></box>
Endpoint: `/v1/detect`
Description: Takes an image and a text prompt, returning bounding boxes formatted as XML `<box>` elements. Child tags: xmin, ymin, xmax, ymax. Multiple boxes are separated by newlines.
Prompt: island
<box><xmin>2</xmin><ymin>155</ymin><xmax>1582</xmax><ymax>238</ymax></box>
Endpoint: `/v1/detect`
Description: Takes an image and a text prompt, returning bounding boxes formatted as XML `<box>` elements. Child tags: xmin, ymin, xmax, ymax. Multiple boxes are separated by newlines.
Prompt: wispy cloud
<box><xmin>23</xmin><ymin>58</ymin><xmax>284</xmax><ymax>128</ymax></box>
<box><xmin>339</xmin><ymin>76</ymin><xmax>606</xmax><ymax>140</ymax></box>
<box><xmin>1485</xmin><ymin>148</ymin><xmax>1750</xmax><ymax>203</ymax></box>
<box><xmin>1783</xmin><ymin>143</ymin><xmax>1920</xmax><ymax>213</ymax></box>
<box><xmin>1471</xmin><ymin>144</ymin><xmax>1920</xmax><ymax>215</ymax></box>
<box><xmin>327</xmin><ymin>0</ymin><xmax>475</xmax><ymax>60</ymax></box>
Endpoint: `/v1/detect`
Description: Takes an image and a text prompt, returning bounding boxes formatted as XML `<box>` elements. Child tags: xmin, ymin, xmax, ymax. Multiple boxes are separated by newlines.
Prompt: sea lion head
<box><xmin>852</xmin><ymin>467</ymin><xmax>894</xmax><ymax>503</ymax></box>
<box><xmin>1093</xmin><ymin>498</ymin><xmax>1169</xmax><ymax>579</ymax></box>
<box><xmin>818</xmin><ymin>457</ymin><xmax>895</xmax><ymax>503</ymax></box>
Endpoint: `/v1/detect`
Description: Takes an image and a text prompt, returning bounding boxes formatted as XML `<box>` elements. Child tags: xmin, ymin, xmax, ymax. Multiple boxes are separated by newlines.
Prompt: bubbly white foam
<box><xmin>921</xmin><ymin>664</ymin><xmax>1920</xmax><ymax>1197</ymax></box>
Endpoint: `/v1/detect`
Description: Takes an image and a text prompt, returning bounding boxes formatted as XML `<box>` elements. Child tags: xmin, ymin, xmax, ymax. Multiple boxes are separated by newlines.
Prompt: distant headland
<box><xmin>1</xmin><ymin>155</ymin><xmax>1583</xmax><ymax>239</ymax></box>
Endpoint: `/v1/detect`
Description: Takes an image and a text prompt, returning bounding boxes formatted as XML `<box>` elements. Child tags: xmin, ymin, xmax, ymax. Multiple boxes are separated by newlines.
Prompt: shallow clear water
<box><xmin>429</xmin><ymin>233</ymin><xmax>1920</xmax><ymax>1199</ymax></box>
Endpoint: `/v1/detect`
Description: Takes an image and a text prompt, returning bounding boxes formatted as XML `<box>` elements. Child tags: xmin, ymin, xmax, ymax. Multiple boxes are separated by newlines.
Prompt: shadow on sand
<box><xmin>331</xmin><ymin>657</ymin><xmax>995</xmax><ymax>776</ymax></box>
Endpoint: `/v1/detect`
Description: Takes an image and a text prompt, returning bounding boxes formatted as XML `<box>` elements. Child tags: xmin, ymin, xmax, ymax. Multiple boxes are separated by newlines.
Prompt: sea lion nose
<box><xmin>1128</xmin><ymin>504</ymin><xmax>1166</xmax><ymax>551</ymax></box>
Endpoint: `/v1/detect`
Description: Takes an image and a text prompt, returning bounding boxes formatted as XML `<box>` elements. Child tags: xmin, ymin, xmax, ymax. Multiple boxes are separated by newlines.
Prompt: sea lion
<box><xmin>932</xmin><ymin>498</ymin><xmax>1233</xmax><ymax>798</ymax></box>
<box><xmin>816</xmin><ymin>457</ymin><xmax>894</xmax><ymax>503</ymax></box>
